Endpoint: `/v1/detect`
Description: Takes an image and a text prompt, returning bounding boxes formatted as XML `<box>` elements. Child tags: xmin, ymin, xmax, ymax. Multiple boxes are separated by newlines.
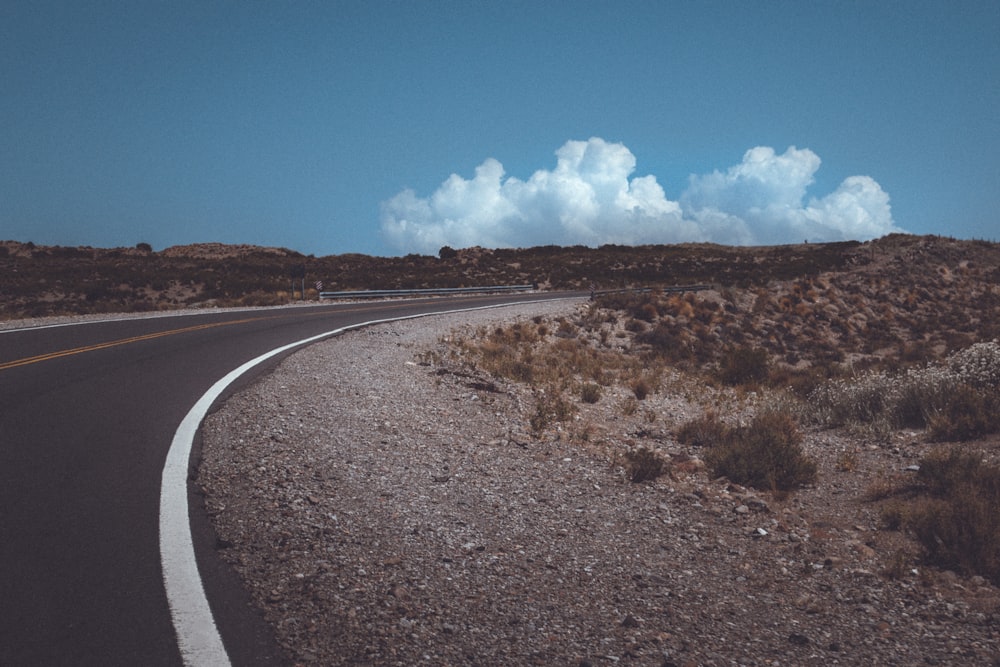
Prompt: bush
<box><xmin>635</xmin><ymin>322</ymin><xmax>689</xmax><ymax>359</ymax></box>
<box><xmin>717</xmin><ymin>346</ymin><xmax>770</xmax><ymax>386</ymax></box>
<box><xmin>947</xmin><ymin>339</ymin><xmax>1000</xmax><ymax>388</ymax></box>
<box><xmin>630</xmin><ymin>377</ymin><xmax>651</xmax><ymax>400</ymax></box>
<box><xmin>704</xmin><ymin>412</ymin><xmax>817</xmax><ymax>492</ymax></box>
<box><xmin>579</xmin><ymin>382</ymin><xmax>602</xmax><ymax>404</ymax></box>
<box><xmin>928</xmin><ymin>385</ymin><xmax>1000</xmax><ymax>441</ymax></box>
<box><xmin>624</xmin><ymin>445</ymin><xmax>668</xmax><ymax>483</ymax></box>
<box><xmin>906</xmin><ymin>449</ymin><xmax>1000</xmax><ymax>584</ymax></box>
<box><xmin>529</xmin><ymin>390</ymin><xmax>575</xmax><ymax>435</ymax></box>
<box><xmin>676</xmin><ymin>411</ymin><xmax>728</xmax><ymax>448</ymax></box>
<box><xmin>809</xmin><ymin>362</ymin><xmax>959</xmax><ymax>433</ymax></box>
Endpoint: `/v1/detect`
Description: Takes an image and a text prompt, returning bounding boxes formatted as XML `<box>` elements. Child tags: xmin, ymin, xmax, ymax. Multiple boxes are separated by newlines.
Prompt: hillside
<box><xmin>3</xmin><ymin>234</ymin><xmax>998</xmax><ymax>324</ymax></box>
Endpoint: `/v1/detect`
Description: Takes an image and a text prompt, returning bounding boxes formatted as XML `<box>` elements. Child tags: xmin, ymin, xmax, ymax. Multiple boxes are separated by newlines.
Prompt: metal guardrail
<box><xmin>592</xmin><ymin>284</ymin><xmax>713</xmax><ymax>298</ymax></box>
<box><xmin>319</xmin><ymin>284</ymin><xmax>536</xmax><ymax>300</ymax></box>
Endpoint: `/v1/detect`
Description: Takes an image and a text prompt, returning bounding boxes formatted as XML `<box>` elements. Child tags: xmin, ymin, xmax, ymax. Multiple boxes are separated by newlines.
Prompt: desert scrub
<box><xmin>529</xmin><ymin>389</ymin><xmax>575</xmax><ymax>435</ymax></box>
<box><xmin>456</xmin><ymin>317</ymin><xmax>644</xmax><ymax>390</ymax></box>
<box><xmin>630</xmin><ymin>376</ymin><xmax>652</xmax><ymax>400</ymax></box>
<box><xmin>716</xmin><ymin>345</ymin><xmax>770</xmax><ymax>386</ymax></box>
<box><xmin>704</xmin><ymin>412</ymin><xmax>817</xmax><ymax>492</ymax></box>
<box><xmin>623</xmin><ymin>445</ymin><xmax>668</xmax><ymax>483</ymax></box>
<box><xmin>906</xmin><ymin>449</ymin><xmax>1000</xmax><ymax>585</ymax></box>
<box><xmin>946</xmin><ymin>339</ymin><xmax>1000</xmax><ymax>388</ymax></box>
<box><xmin>676</xmin><ymin>411</ymin><xmax>729</xmax><ymax>448</ymax></box>
<box><xmin>927</xmin><ymin>384</ymin><xmax>1000</xmax><ymax>441</ymax></box>
<box><xmin>808</xmin><ymin>340</ymin><xmax>1000</xmax><ymax>439</ymax></box>
<box><xmin>579</xmin><ymin>382</ymin><xmax>602</xmax><ymax>404</ymax></box>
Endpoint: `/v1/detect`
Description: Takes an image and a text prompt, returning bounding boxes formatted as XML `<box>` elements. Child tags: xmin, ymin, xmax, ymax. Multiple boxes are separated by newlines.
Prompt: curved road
<box><xmin>0</xmin><ymin>293</ymin><xmax>582</xmax><ymax>666</ymax></box>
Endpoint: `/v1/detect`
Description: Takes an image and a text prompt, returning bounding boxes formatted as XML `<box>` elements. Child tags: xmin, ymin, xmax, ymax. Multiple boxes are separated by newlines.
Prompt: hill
<box><xmin>1</xmin><ymin>235</ymin><xmax>998</xmax><ymax>328</ymax></box>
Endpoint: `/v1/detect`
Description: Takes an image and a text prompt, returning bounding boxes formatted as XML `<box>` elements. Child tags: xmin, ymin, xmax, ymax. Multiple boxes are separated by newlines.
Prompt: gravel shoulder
<box><xmin>198</xmin><ymin>301</ymin><xmax>1000</xmax><ymax>667</ymax></box>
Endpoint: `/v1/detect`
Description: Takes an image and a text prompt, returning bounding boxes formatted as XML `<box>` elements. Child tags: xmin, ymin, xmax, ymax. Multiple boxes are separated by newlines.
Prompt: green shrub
<box><xmin>906</xmin><ymin>449</ymin><xmax>1000</xmax><ymax>584</ymax></box>
<box><xmin>704</xmin><ymin>412</ymin><xmax>817</xmax><ymax>491</ymax></box>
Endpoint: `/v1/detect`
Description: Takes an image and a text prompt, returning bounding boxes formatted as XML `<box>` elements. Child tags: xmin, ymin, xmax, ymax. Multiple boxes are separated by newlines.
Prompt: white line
<box><xmin>159</xmin><ymin>298</ymin><xmax>576</xmax><ymax>666</ymax></box>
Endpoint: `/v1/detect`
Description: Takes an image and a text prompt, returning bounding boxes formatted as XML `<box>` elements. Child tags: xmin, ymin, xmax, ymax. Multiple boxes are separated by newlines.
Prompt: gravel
<box><xmin>198</xmin><ymin>301</ymin><xmax>1000</xmax><ymax>667</ymax></box>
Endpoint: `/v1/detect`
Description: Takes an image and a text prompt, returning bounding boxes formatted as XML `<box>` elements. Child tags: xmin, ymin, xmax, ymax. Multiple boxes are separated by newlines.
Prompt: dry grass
<box><xmin>906</xmin><ymin>449</ymin><xmax>1000</xmax><ymax>585</ymax></box>
<box><xmin>622</xmin><ymin>445</ymin><xmax>669</xmax><ymax>483</ymax></box>
<box><xmin>439</xmin><ymin>235</ymin><xmax>1000</xmax><ymax>586</ymax></box>
<box><xmin>702</xmin><ymin>411</ymin><xmax>818</xmax><ymax>492</ymax></box>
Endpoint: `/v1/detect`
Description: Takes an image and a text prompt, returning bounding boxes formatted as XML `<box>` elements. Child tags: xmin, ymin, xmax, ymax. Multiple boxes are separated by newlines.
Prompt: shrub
<box><xmin>624</xmin><ymin>445</ymin><xmax>668</xmax><ymax>483</ymax></box>
<box><xmin>947</xmin><ymin>339</ymin><xmax>1000</xmax><ymax>388</ymax></box>
<box><xmin>808</xmin><ymin>362</ymin><xmax>960</xmax><ymax>433</ymax></box>
<box><xmin>529</xmin><ymin>390</ymin><xmax>575</xmax><ymax>435</ymax></box>
<box><xmin>620</xmin><ymin>396</ymin><xmax>639</xmax><ymax>416</ymax></box>
<box><xmin>717</xmin><ymin>346</ymin><xmax>770</xmax><ymax>386</ymax></box>
<box><xmin>624</xmin><ymin>318</ymin><xmax>646</xmax><ymax>333</ymax></box>
<box><xmin>478</xmin><ymin>342</ymin><xmax>535</xmax><ymax>383</ymax></box>
<box><xmin>880</xmin><ymin>502</ymin><xmax>905</xmax><ymax>531</ymax></box>
<box><xmin>906</xmin><ymin>449</ymin><xmax>1000</xmax><ymax>584</ymax></box>
<box><xmin>636</xmin><ymin>302</ymin><xmax>658</xmax><ymax>322</ymax></box>
<box><xmin>579</xmin><ymin>382</ymin><xmax>602</xmax><ymax>404</ymax></box>
<box><xmin>676</xmin><ymin>411</ymin><xmax>728</xmax><ymax>448</ymax></box>
<box><xmin>630</xmin><ymin>377</ymin><xmax>651</xmax><ymax>400</ymax></box>
<box><xmin>635</xmin><ymin>322</ymin><xmax>690</xmax><ymax>362</ymax></box>
<box><xmin>704</xmin><ymin>412</ymin><xmax>817</xmax><ymax>492</ymax></box>
<box><xmin>927</xmin><ymin>384</ymin><xmax>1000</xmax><ymax>441</ymax></box>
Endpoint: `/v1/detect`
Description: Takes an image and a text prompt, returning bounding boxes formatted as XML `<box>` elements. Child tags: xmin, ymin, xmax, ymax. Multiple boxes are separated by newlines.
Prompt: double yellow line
<box><xmin>0</xmin><ymin>318</ymin><xmax>257</xmax><ymax>372</ymax></box>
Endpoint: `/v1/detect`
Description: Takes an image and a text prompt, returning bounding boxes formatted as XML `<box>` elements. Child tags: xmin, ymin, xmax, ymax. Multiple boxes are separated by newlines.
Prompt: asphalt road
<box><xmin>0</xmin><ymin>293</ymin><xmax>582</xmax><ymax>666</ymax></box>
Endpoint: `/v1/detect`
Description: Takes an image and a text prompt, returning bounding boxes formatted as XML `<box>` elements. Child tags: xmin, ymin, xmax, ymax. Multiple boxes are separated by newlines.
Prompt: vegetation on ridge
<box><xmin>437</xmin><ymin>233</ymin><xmax>1000</xmax><ymax>584</ymax></box>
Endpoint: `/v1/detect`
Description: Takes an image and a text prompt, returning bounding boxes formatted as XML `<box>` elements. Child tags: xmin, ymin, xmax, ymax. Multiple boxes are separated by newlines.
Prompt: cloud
<box><xmin>379</xmin><ymin>138</ymin><xmax>901</xmax><ymax>254</ymax></box>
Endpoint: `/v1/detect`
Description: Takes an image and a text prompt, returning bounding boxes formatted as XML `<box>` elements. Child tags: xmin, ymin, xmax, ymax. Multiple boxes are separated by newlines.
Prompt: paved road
<box><xmin>0</xmin><ymin>294</ymin><xmax>581</xmax><ymax>666</ymax></box>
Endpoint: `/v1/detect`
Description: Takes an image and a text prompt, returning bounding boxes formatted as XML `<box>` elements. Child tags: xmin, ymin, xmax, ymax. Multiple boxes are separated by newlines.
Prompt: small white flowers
<box><xmin>808</xmin><ymin>340</ymin><xmax>1000</xmax><ymax>434</ymax></box>
<box><xmin>946</xmin><ymin>339</ymin><xmax>1000</xmax><ymax>389</ymax></box>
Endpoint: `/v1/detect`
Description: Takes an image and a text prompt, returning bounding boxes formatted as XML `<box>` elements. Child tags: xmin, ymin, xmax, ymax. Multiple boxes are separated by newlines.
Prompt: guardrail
<box><xmin>592</xmin><ymin>284</ymin><xmax>713</xmax><ymax>298</ymax></box>
<box><xmin>319</xmin><ymin>284</ymin><xmax>536</xmax><ymax>300</ymax></box>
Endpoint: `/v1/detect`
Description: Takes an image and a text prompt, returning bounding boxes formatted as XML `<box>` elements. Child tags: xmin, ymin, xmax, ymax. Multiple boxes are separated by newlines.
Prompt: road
<box><xmin>0</xmin><ymin>293</ymin><xmax>582</xmax><ymax>666</ymax></box>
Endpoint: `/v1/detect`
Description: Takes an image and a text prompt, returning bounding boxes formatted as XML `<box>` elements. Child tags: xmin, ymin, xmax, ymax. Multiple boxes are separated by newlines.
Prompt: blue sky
<box><xmin>1</xmin><ymin>1</ymin><xmax>997</xmax><ymax>256</ymax></box>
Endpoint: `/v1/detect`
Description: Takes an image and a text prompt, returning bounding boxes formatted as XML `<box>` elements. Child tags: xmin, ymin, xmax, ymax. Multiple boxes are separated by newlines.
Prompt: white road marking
<box><xmin>159</xmin><ymin>299</ymin><xmax>574</xmax><ymax>666</ymax></box>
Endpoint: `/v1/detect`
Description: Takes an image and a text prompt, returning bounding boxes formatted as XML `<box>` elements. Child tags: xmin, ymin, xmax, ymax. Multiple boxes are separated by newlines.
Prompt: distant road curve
<box><xmin>0</xmin><ymin>292</ymin><xmax>585</xmax><ymax>667</ymax></box>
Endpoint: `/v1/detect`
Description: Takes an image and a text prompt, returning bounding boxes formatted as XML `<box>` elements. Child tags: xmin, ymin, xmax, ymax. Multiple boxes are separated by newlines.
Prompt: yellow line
<box><xmin>0</xmin><ymin>318</ymin><xmax>258</xmax><ymax>372</ymax></box>
<box><xmin>0</xmin><ymin>297</ymin><xmax>500</xmax><ymax>372</ymax></box>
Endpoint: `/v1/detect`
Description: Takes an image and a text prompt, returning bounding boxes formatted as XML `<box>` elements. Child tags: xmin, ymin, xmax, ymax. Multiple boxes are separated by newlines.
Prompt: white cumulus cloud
<box><xmin>379</xmin><ymin>138</ymin><xmax>901</xmax><ymax>254</ymax></box>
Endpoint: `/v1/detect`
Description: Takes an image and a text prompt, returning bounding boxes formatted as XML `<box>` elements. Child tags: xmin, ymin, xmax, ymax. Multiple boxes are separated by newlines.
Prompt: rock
<box><xmin>621</xmin><ymin>614</ymin><xmax>640</xmax><ymax>628</ymax></box>
<box><xmin>745</xmin><ymin>498</ymin><xmax>770</xmax><ymax>513</ymax></box>
<box><xmin>848</xmin><ymin>540</ymin><xmax>877</xmax><ymax>559</ymax></box>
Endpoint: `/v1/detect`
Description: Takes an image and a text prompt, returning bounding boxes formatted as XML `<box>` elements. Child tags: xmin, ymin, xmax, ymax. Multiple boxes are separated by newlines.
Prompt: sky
<box><xmin>1</xmin><ymin>1</ymin><xmax>997</xmax><ymax>257</ymax></box>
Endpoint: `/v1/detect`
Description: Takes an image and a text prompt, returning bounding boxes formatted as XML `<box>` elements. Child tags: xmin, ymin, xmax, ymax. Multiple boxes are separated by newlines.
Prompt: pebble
<box><xmin>198</xmin><ymin>300</ymin><xmax>1000</xmax><ymax>667</ymax></box>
